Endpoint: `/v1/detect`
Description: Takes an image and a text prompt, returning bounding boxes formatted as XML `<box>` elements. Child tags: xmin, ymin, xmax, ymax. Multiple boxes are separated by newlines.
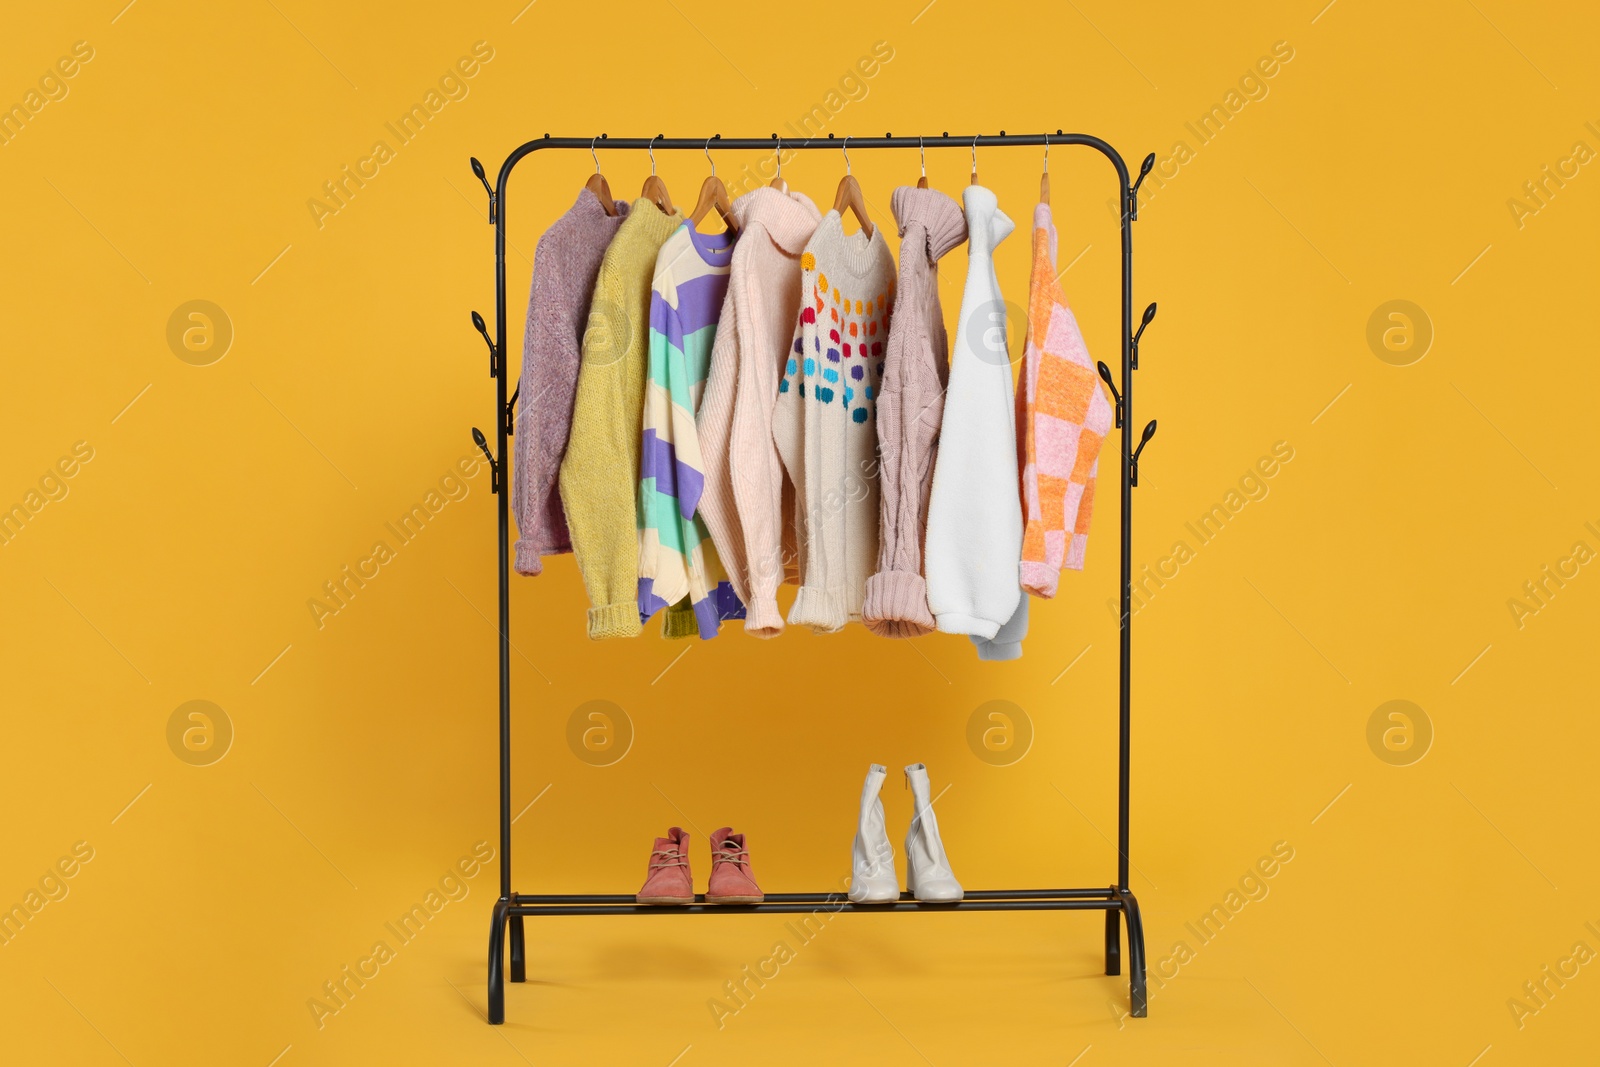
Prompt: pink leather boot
<box><xmin>636</xmin><ymin>827</ymin><xmax>694</xmax><ymax>905</ymax></box>
<box><xmin>706</xmin><ymin>827</ymin><xmax>763</xmax><ymax>904</ymax></box>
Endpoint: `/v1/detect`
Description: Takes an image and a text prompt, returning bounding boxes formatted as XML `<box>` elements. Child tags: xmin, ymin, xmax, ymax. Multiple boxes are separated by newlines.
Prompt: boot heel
<box><xmin>904</xmin><ymin>763</ymin><xmax>963</xmax><ymax>903</ymax></box>
<box><xmin>849</xmin><ymin>764</ymin><xmax>900</xmax><ymax>903</ymax></box>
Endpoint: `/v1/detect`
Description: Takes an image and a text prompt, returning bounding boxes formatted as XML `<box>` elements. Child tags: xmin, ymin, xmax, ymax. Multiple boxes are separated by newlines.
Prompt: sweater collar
<box><xmin>573</xmin><ymin>186</ymin><xmax>631</xmax><ymax>222</ymax></box>
<box><xmin>625</xmin><ymin>198</ymin><xmax>685</xmax><ymax>240</ymax></box>
<box><xmin>811</xmin><ymin>210</ymin><xmax>890</xmax><ymax>281</ymax></box>
<box><xmin>962</xmin><ymin>184</ymin><xmax>1014</xmax><ymax>251</ymax></box>
<box><xmin>731</xmin><ymin>186</ymin><xmax>821</xmax><ymax>254</ymax></box>
<box><xmin>891</xmin><ymin>186</ymin><xmax>967</xmax><ymax>263</ymax></box>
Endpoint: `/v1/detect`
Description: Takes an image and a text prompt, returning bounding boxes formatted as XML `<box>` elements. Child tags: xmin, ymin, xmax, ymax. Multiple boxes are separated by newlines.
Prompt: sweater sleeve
<box><xmin>559</xmin><ymin>256</ymin><xmax>645</xmax><ymax>639</ymax></box>
<box><xmin>971</xmin><ymin>593</ymin><xmax>1027</xmax><ymax>660</ymax></box>
<box><xmin>863</xmin><ymin>255</ymin><xmax>940</xmax><ymax>637</ymax></box>
<box><xmin>777</xmin><ymin>260</ymin><xmax>849</xmax><ymax>634</ymax></box>
<box><xmin>729</xmin><ymin>282</ymin><xmax>798</xmax><ymax>637</ymax></box>
<box><xmin>769</xmin><ymin>285</ymin><xmax>809</xmax><ymax>610</ymax></box>
<box><xmin>637</xmin><ymin>269</ymin><xmax>690</xmax><ymax>621</ymax></box>
<box><xmin>511</xmin><ymin>230</ymin><xmax>569</xmax><ymax>576</ymax></box>
<box><xmin>692</xmin><ymin>281</ymin><xmax>749</xmax><ymax>607</ymax></box>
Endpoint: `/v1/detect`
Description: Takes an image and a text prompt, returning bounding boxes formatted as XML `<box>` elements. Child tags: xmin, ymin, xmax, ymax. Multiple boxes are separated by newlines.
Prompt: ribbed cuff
<box><xmin>743</xmin><ymin>596</ymin><xmax>785</xmax><ymax>638</ymax></box>
<box><xmin>935</xmin><ymin>611</ymin><xmax>1000</xmax><ymax>640</ymax></box>
<box><xmin>788</xmin><ymin>586</ymin><xmax>847</xmax><ymax>634</ymax></box>
<box><xmin>514</xmin><ymin>540</ymin><xmax>544</xmax><ymax>577</ymax></box>
<box><xmin>662</xmin><ymin>603</ymin><xmax>699</xmax><ymax>640</ymax></box>
<box><xmin>862</xmin><ymin>570</ymin><xmax>935</xmax><ymax>637</ymax></box>
<box><xmin>1020</xmin><ymin>560</ymin><xmax>1058</xmax><ymax>599</ymax></box>
<box><xmin>587</xmin><ymin>601</ymin><xmax>643</xmax><ymax>640</ymax></box>
<box><xmin>971</xmin><ymin>635</ymin><xmax>1023</xmax><ymax>661</ymax></box>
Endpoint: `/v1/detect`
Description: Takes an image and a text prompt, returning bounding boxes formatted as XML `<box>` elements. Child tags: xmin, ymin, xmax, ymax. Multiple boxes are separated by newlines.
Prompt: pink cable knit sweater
<box><xmin>696</xmin><ymin>187</ymin><xmax>821</xmax><ymax>636</ymax></box>
<box><xmin>863</xmin><ymin>186</ymin><xmax>966</xmax><ymax>637</ymax></box>
<box><xmin>511</xmin><ymin>190</ymin><xmax>629</xmax><ymax>575</ymax></box>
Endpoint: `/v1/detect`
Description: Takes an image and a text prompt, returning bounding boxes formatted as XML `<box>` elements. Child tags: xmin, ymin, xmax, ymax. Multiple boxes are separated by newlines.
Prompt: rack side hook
<box><xmin>470</xmin><ymin>157</ymin><xmax>496</xmax><ymax>223</ymax></box>
<box><xmin>471</xmin><ymin>310</ymin><xmax>497</xmax><ymax>377</ymax></box>
<box><xmin>1131</xmin><ymin>420</ymin><xmax>1157</xmax><ymax>487</ymax></box>
<box><xmin>1096</xmin><ymin>361</ymin><xmax>1124</xmax><ymax>428</ymax></box>
<box><xmin>1132</xmin><ymin>302</ymin><xmax>1157</xmax><ymax>370</ymax></box>
<box><xmin>471</xmin><ymin>427</ymin><xmax>499</xmax><ymax>492</ymax></box>
<box><xmin>1128</xmin><ymin>153</ymin><xmax>1156</xmax><ymax>221</ymax></box>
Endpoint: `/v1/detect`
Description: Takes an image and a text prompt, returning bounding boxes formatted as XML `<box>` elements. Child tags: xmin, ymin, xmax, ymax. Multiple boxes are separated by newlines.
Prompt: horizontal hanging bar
<box><xmin>510</xmin><ymin>131</ymin><xmax>1115</xmax><ymax>154</ymax></box>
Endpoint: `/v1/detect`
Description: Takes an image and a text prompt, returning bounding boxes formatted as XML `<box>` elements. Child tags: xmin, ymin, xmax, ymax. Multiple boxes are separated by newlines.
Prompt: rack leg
<box><xmin>487</xmin><ymin>899</ymin><xmax>509</xmax><ymax>1024</ymax></box>
<box><xmin>1119</xmin><ymin>891</ymin><xmax>1148</xmax><ymax>1018</ymax></box>
<box><xmin>508</xmin><ymin>912</ymin><xmax>526</xmax><ymax>983</ymax></box>
<box><xmin>1104</xmin><ymin>906</ymin><xmax>1121</xmax><ymax>976</ymax></box>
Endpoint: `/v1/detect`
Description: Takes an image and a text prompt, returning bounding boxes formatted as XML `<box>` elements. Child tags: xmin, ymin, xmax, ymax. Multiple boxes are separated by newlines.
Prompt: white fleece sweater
<box><xmin>925</xmin><ymin>185</ymin><xmax>1025</xmax><ymax>643</ymax></box>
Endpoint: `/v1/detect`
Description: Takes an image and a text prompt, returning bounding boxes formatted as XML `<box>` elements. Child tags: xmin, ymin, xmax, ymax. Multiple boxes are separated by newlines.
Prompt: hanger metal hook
<box><xmin>971</xmin><ymin>134</ymin><xmax>979</xmax><ymax>175</ymax></box>
<box><xmin>591</xmin><ymin>136</ymin><xmax>601</xmax><ymax>174</ymax></box>
<box><xmin>648</xmin><ymin>134</ymin><xmax>659</xmax><ymax>176</ymax></box>
<box><xmin>774</xmin><ymin>141</ymin><xmax>782</xmax><ymax>178</ymax></box>
<box><xmin>843</xmin><ymin>135</ymin><xmax>852</xmax><ymax>176</ymax></box>
<box><xmin>705</xmin><ymin>136</ymin><xmax>716</xmax><ymax>178</ymax></box>
<box><xmin>919</xmin><ymin>136</ymin><xmax>926</xmax><ymax>177</ymax></box>
<box><xmin>1043</xmin><ymin>131</ymin><xmax>1049</xmax><ymax>173</ymax></box>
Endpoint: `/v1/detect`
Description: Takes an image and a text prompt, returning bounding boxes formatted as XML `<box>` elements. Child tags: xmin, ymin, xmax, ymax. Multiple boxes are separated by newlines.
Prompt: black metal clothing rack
<box><xmin>465</xmin><ymin>132</ymin><xmax>1160</xmax><ymax>1026</ymax></box>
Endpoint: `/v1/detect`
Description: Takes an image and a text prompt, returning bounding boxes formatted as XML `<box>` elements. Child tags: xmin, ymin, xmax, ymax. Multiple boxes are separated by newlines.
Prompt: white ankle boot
<box><xmin>849</xmin><ymin>764</ymin><xmax>900</xmax><ymax>903</ymax></box>
<box><xmin>904</xmin><ymin>763</ymin><xmax>963</xmax><ymax>902</ymax></box>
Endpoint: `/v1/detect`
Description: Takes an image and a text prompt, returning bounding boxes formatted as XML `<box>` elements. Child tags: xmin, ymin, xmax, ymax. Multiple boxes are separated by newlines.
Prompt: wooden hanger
<box><xmin>916</xmin><ymin>137</ymin><xmax>928</xmax><ymax>189</ymax></box>
<box><xmin>585</xmin><ymin>137</ymin><xmax>619</xmax><ymax>216</ymax></box>
<box><xmin>832</xmin><ymin>137</ymin><xmax>874</xmax><ymax>237</ymax></box>
<box><xmin>689</xmin><ymin>138</ymin><xmax>739</xmax><ymax>234</ymax></box>
<box><xmin>1040</xmin><ymin>133</ymin><xmax>1050</xmax><ymax>204</ymax></box>
<box><xmin>769</xmin><ymin>141</ymin><xmax>788</xmax><ymax>192</ymax></box>
<box><xmin>640</xmin><ymin>135</ymin><xmax>674</xmax><ymax>215</ymax></box>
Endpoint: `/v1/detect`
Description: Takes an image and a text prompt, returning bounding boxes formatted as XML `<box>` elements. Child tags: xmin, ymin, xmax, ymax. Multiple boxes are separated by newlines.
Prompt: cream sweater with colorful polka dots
<box><xmin>772</xmin><ymin>212</ymin><xmax>896</xmax><ymax>632</ymax></box>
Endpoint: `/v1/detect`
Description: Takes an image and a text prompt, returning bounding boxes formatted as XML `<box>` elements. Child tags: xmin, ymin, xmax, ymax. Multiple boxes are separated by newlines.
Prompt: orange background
<box><xmin>2</xmin><ymin>1</ymin><xmax>1597</xmax><ymax>1064</ymax></box>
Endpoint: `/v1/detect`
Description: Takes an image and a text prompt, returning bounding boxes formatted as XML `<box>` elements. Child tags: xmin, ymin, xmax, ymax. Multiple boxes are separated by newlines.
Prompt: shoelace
<box><xmin>649</xmin><ymin>848</ymin><xmax>688</xmax><ymax>871</ymax></box>
<box><xmin>712</xmin><ymin>842</ymin><xmax>749</xmax><ymax>868</ymax></box>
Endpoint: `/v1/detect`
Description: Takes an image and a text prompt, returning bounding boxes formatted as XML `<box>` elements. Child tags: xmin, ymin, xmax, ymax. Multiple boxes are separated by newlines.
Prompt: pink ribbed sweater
<box><xmin>863</xmin><ymin>186</ymin><xmax>966</xmax><ymax>637</ymax></box>
<box><xmin>696</xmin><ymin>187</ymin><xmax>821</xmax><ymax>636</ymax></box>
<box><xmin>511</xmin><ymin>190</ymin><xmax>629</xmax><ymax>576</ymax></box>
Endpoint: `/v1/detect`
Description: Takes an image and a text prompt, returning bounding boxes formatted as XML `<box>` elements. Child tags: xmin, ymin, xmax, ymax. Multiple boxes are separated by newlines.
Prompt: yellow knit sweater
<box><xmin>559</xmin><ymin>199</ymin><xmax>694</xmax><ymax>639</ymax></box>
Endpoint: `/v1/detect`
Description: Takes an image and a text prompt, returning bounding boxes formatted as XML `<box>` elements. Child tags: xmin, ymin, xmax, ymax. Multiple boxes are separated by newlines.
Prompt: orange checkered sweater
<box><xmin>1017</xmin><ymin>204</ymin><xmax>1114</xmax><ymax>597</ymax></box>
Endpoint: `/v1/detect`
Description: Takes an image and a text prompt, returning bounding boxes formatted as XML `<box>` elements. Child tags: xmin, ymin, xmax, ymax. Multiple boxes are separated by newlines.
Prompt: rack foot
<box><xmin>1104</xmin><ymin>906</ymin><xmax>1121</xmax><ymax>976</ymax></box>
<box><xmin>1118</xmin><ymin>890</ymin><xmax>1148</xmax><ymax>1017</ymax></box>
<box><xmin>487</xmin><ymin>898</ymin><xmax>509</xmax><ymax>1024</ymax></box>
<box><xmin>508</xmin><ymin>913</ymin><xmax>526</xmax><ymax>983</ymax></box>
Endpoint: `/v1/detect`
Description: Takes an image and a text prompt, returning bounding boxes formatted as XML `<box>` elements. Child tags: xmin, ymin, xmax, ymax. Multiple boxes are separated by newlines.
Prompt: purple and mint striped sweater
<box><xmin>637</xmin><ymin>223</ymin><xmax>745</xmax><ymax>638</ymax></box>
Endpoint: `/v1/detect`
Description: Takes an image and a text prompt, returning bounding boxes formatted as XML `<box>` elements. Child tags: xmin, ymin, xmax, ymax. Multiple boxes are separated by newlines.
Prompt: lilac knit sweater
<box><xmin>863</xmin><ymin>187</ymin><xmax>966</xmax><ymax>637</ymax></box>
<box><xmin>512</xmin><ymin>190</ymin><xmax>629</xmax><ymax>576</ymax></box>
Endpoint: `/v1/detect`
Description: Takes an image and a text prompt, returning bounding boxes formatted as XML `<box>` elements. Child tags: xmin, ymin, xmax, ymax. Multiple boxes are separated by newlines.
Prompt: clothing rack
<box><xmin>464</xmin><ymin>132</ymin><xmax>1161</xmax><ymax>1025</ymax></box>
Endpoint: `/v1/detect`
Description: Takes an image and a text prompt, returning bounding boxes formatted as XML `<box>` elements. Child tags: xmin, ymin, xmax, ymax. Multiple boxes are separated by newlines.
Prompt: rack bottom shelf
<box><xmin>487</xmin><ymin>884</ymin><xmax>1149</xmax><ymax>1023</ymax></box>
<box><xmin>507</xmin><ymin>885</ymin><xmax>1119</xmax><ymax>915</ymax></box>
